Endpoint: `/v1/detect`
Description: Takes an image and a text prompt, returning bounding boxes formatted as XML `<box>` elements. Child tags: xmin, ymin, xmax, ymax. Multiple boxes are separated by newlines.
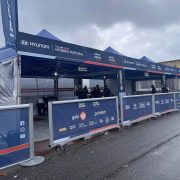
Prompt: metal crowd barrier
<box><xmin>120</xmin><ymin>94</ymin><xmax>154</xmax><ymax>126</ymax></box>
<box><xmin>48</xmin><ymin>97</ymin><xmax>119</xmax><ymax>147</ymax></box>
<box><xmin>121</xmin><ymin>92</ymin><xmax>180</xmax><ymax>126</ymax></box>
<box><xmin>0</xmin><ymin>104</ymin><xmax>44</xmax><ymax>170</ymax></box>
<box><xmin>154</xmin><ymin>93</ymin><xmax>175</xmax><ymax>116</ymax></box>
<box><xmin>48</xmin><ymin>92</ymin><xmax>180</xmax><ymax>148</ymax></box>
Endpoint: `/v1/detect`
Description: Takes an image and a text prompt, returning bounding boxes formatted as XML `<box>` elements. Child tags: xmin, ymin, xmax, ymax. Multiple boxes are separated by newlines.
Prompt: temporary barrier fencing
<box><xmin>0</xmin><ymin>104</ymin><xmax>44</xmax><ymax>170</ymax></box>
<box><xmin>120</xmin><ymin>94</ymin><xmax>154</xmax><ymax>126</ymax></box>
<box><xmin>154</xmin><ymin>93</ymin><xmax>175</xmax><ymax>115</ymax></box>
<box><xmin>48</xmin><ymin>97</ymin><xmax>119</xmax><ymax>147</ymax></box>
<box><xmin>121</xmin><ymin>92</ymin><xmax>180</xmax><ymax>126</ymax></box>
<box><xmin>175</xmin><ymin>92</ymin><xmax>180</xmax><ymax>110</ymax></box>
<box><xmin>0</xmin><ymin>104</ymin><xmax>33</xmax><ymax>169</ymax></box>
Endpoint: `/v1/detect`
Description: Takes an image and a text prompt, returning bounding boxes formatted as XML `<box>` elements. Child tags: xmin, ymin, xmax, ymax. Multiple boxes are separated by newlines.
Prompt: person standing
<box><xmin>76</xmin><ymin>86</ymin><xmax>83</xmax><ymax>99</ymax></box>
<box><xmin>161</xmin><ymin>85</ymin><xmax>169</xmax><ymax>93</ymax></box>
<box><xmin>151</xmin><ymin>85</ymin><xmax>156</xmax><ymax>94</ymax></box>
<box><xmin>82</xmin><ymin>86</ymin><xmax>89</xmax><ymax>99</ymax></box>
<box><xmin>94</xmin><ymin>85</ymin><xmax>101</xmax><ymax>98</ymax></box>
<box><xmin>103</xmin><ymin>85</ymin><xmax>111</xmax><ymax>97</ymax></box>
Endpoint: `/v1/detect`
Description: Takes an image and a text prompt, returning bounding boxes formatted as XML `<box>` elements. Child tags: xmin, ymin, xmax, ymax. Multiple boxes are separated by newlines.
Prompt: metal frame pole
<box><xmin>20</xmin><ymin>103</ymin><xmax>45</xmax><ymax>167</ymax></box>
<box><xmin>152</xmin><ymin>94</ymin><xmax>155</xmax><ymax>116</ymax></box>
<box><xmin>48</xmin><ymin>101</ymin><xmax>54</xmax><ymax>147</ymax></box>
<box><xmin>116</xmin><ymin>97</ymin><xmax>120</xmax><ymax>126</ymax></box>
<box><xmin>120</xmin><ymin>96</ymin><xmax>124</xmax><ymax>125</ymax></box>
<box><xmin>17</xmin><ymin>55</ymin><xmax>21</xmax><ymax>105</ymax></box>
<box><xmin>29</xmin><ymin>103</ymin><xmax>34</xmax><ymax>159</ymax></box>
<box><xmin>174</xmin><ymin>93</ymin><xmax>177</xmax><ymax>110</ymax></box>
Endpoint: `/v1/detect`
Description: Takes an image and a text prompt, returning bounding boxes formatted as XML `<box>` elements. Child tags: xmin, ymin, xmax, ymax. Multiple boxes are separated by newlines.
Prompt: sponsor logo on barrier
<box><xmin>165</xmin><ymin>99</ymin><xmax>169</xmax><ymax>104</ymax></box>
<box><xmin>20</xmin><ymin>134</ymin><xmax>26</xmax><ymax>139</ymax></box>
<box><xmin>99</xmin><ymin>119</ymin><xmax>104</xmax><ymax>123</ymax></box>
<box><xmin>133</xmin><ymin>103</ymin><xmax>137</xmax><ymax>110</ymax></box>
<box><xmin>80</xmin><ymin>111</ymin><xmax>87</xmax><ymax>121</ymax></box>
<box><xmin>93</xmin><ymin>101</ymin><xmax>100</xmax><ymax>107</ymax></box>
<box><xmin>79</xmin><ymin>123</ymin><xmax>86</xmax><ymax>128</ymax></box>
<box><xmin>105</xmin><ymin>117</ymin><xmax>110</xmax><ymax>123</ymax></box>
<box><xmin>72</xmin><ymin>114</ymin><xmax>79</xmax><ymax>121</ymax></box>
<box><xmin>59</xmin><ymin>127</ymin><xmax>67</xmax><ymax>132</ymax></box>
<box><xmin>155</xmin><ymin>100</ymin><xmax>160</xmax><ymax>104</ymax></box>
<box><xmin>20</xmin><ymin>121</ymin><xmax>25</xmax><ymax>126</ymax></box>
<box><xmin>139</xmin><ymin>102</ymin><xmax>145</xmax><ymax>109</ymax></box>
<box><xmin>125</xmin><ymin>105</ymin><xmax>130</xmax><ymax>110</ymax></box>
<box><xmin>111</xmin><ymin>116</ymin><xmax>115</xmax><ymax>121</ymax></box>
<box><xmin>69</xmin><ymin>125</ymin><xmax>77</xmax><ymax>130</ymax></box>
<box><xmin>94</xmin><ymin>110</ymin><xmax>106</xmax><ymax>117</ymax></box>
<box><xmin>20</xmin><ymin>127</ymin><xmax>25</xmax><ymax>133</ymax></box>
<box><xmin>79</xmin><ymin>103</ymin><xmax>86</xmax><ymax>108</ymax></box>
<box><xmin>89</xmin><ymin>121</ymin><xmax>97</xmax><ymax>126</ymax></box>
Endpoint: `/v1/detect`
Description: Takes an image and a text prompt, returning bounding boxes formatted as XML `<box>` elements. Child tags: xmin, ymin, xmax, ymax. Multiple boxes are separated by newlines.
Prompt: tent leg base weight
<box><xmin>55</xmin><ymin>145</ymin><xmax>66</xmax><ymax>152</ymax></box>
<box><xmin>20</xmin><ymin>156</ymin><xmax>45</xmax><ymax>167</ymax></box>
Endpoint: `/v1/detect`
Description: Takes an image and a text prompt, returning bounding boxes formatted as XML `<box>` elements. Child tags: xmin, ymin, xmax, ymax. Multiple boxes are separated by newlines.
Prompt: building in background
<box><xmin>160</xmin><ymin>59</ymin><xmax>180</xmax><ymax>91</ymax></box>
<box><xmin>160</xmin><ymin>59</ymin><xmax>180</xmax><ymax>68</ymax></box>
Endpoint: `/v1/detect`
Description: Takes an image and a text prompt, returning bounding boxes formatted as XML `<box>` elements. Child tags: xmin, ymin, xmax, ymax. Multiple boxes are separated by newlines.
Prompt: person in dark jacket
<box><xmin>76</xmin><ymin>86</ymin><xmax>83</xmax><ymax>99</ymax></box>
<box><xmin>161</xmin><ymin>85</ymin><xmax>169</xmax><ymax>93</ymax></box>
<box><xmin>90</xmin><ymin>87</ymin><xmax>96</xmax><ymax>98</ymax></box>
<box><xmin>103</xmin><ymin>85</ymin><xmax>111</xmax><ymax>97</ymax></box>
<box><xmin>94</xmin><ymin>85</ymin><xmax>101</xmax><ymax>98</ymax></box>
<box><xmin>82</xmin><ymin>86</ymin><xmax>89</xmax><ymax>99</ymax></box>
<box><xmin>151</xmin><ymin>85</ymin><xmax>156</xmax><ymax>94</ymax></box>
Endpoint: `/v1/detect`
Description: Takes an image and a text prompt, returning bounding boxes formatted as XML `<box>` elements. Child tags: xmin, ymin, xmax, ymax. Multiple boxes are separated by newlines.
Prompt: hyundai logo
<box><xmin>20</xmin><ymin>40</ymin><xmax>29</xmax><ymax>46</ymax></box>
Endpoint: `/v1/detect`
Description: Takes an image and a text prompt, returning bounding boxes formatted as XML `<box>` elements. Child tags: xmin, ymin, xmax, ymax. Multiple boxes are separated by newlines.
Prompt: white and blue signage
<box><xmin>122</xmin><ymin>95</ymin><xmax>153</xmax><ymax>122</ymax></box>
<box><xmin>175</xmin><ymin>93</ymin><xmax>180</xmax><ymax>110</ymax></box>
<box><xmin>0</xmin><ymin>107</ymin><xmax>30</xmax><ymax>169</ymax></box>
<box><xmin>155</xmin><ymin>93</ymin><xmax>175</xmax><ymax>114</ymax></box>
<box><xmin>16</xmin><ymin>32</ymin><xmax>180</xmax><ymax>76</ymax></box>
<box><xmin>1</xmin><ymin>0</ymin><xmax>18</xmax><ymax>49</ymax></box>
<box><xmin>50</xmin><ymin>98</ymin><xmax>119</xmax><ymax>145</ymax></box>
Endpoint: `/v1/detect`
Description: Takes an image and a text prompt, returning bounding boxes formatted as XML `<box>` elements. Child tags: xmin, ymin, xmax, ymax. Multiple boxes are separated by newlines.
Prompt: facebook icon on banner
<box><xmin>0</xmin><ymin>0</ymin><xmax>18</xmax><ymax>49</ymax></box>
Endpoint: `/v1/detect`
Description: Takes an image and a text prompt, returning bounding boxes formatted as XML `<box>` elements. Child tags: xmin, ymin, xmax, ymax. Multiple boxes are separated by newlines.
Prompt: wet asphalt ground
<box><xmin>2</xmin><ymin>112</ymin><xmax>180</xmax><ymax>180</ymax></box>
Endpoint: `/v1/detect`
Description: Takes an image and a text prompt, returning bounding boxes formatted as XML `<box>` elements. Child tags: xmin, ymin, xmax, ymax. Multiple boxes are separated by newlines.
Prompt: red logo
<box><xmin>80</xmin><ymin>111</ymin><xmax>87</xmax><ymax>121</ymax></box>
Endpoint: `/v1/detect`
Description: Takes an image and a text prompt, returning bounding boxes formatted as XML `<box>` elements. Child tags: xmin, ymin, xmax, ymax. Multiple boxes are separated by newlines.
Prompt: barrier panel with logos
<box><xmin>175</xmin><ymin>93</ymin><xmax>180</xmax><ymax>110</ymax></box>
<box><xmin>0</xmin><ymin>104</ymin><xmax>33</xmax><ymax>169</ymax></box>
<box><xmin>48</xmin><ymin>97</ymin><xmax>119</xmax><ymax>147</ymax></box>
<box><xmin>154</xmin><ymin>93</ymin><xmax>176</xmax><ymax>115</ymax></box>
<box><xmin>120</xmin><ymin>94</ymin><xmax>154</xmax><ymax>125</ymax></box>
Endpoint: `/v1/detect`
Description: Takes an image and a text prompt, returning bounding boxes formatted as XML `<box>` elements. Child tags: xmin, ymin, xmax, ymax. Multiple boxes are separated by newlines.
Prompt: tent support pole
<box><xmin>17</xmin><ymin>55</ymin><xmax>21</xmax><ymax>105</ymax></box>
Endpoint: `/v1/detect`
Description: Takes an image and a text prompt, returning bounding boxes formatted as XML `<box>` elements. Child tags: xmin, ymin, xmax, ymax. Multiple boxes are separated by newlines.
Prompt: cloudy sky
<box><xmin>1</xmin><ymin>0</ymin><xmax>180</xmax><ymax>62</ymax></box>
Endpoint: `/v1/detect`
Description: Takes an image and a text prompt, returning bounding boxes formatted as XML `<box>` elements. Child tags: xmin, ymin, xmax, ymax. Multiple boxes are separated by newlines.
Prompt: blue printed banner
<box><xmin>0</xmin><ymin>107</ymin><xmax>30</xmax><ymax>169</ymax></box>
<box><xmin>0</xmin><ymin>0</ymin><xmax>18</xmax><ymax>48</ymax></box>
<box><xmin>17</xmin><ymin>32</ymin><xmax>179</xmax><ymax>75</ymax></box>
<box><xmin>155</xmin><ymin>93</ymin><xmax>175</xmax><ymax>114</ymax></box>
<box><xmin>51</xmin><ymin>98</ymin><xmax>119</xmax><ymax>144</ymax></box>
<box><xmin>175</xmin><ymin>93</ymin><xmax>180</xmax><ymax>110</ymax></box>
<box><xmin>122</xmin><ymin>95</ymin><xmax>153</xmax><ymax>123</ymax></box>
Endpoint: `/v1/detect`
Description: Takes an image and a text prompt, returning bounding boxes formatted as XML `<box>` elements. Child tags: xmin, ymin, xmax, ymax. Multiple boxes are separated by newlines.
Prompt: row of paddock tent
<box><xmin>0</xmin><ymin>29</ymin><xmax>104</xmax><ymax>115</ymax></box>
<box><xmin>0</xmin><ymin>29</ymin><xmax>179</xmax><ymax>115</ymax></box>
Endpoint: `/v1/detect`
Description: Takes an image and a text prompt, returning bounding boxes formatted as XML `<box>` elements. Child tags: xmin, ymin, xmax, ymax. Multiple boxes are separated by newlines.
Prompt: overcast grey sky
<box><xmin>1</xmin><ymin>0</ymin><xmax>180</xmax><ymax>62</ymax></box>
